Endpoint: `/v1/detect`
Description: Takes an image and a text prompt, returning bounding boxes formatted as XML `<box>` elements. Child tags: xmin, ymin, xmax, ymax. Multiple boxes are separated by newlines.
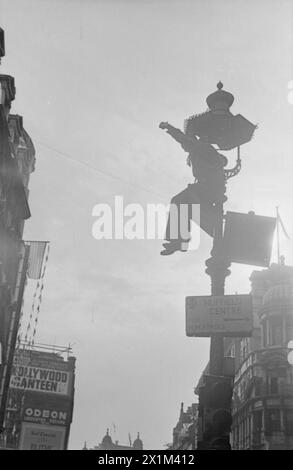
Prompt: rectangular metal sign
<box><xmin>223</xmin><ymin>211</ymin><xmax>276</xmax><ymax>267</ymax></box>
<box><xmin>186</xmin><ymin>294</ymin><xmax>253</xmax><ymax>337</ymax></box>
<box><xmin>19</xmin><ymin>423</ymin><xmax>66</xmax><ymax>450</ymax></box>
<box><xmin>10</xmin><ymin>350</ymin><xmax>73</xmax><ymax>397</ymax></box>
<box><xmin>10</xmin><ymin>365</ymin><xmax>70</xmax><ymax>395</ymax></box>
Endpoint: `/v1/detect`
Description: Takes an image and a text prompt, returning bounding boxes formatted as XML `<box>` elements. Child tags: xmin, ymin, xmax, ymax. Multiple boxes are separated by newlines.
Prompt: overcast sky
<box><xmin>1</xmin><ymin>0</ymin><xmax>293</xmax><ymax>449</ymax></box>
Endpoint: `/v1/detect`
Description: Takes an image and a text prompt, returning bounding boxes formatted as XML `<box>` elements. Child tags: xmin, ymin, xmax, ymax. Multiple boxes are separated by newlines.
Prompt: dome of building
<box><xmin>263</xmin><ymin>284</ymin><xmax>293</xmax><ymax>306</ymax></box>
<box><xmin>101</xmin><ymin>429</ymin><xmax>113</xmax><ymax>447</ymax></box>
<box><xmin>133</xmin><ymin>432</ymin><xmax>143</xmax><ymax>450</ymax></box>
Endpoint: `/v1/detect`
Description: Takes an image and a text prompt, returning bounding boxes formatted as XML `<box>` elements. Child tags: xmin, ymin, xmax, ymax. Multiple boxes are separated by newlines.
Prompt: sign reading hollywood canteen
<box><xmin>10</xmin><ymin>364</ymin><xmax>70</xmax><ymax>395</ymax></box>
<box><xmin>186</xmin><ymin>294</ymin><xmax>253</xmax><ymax>337</ymax></box>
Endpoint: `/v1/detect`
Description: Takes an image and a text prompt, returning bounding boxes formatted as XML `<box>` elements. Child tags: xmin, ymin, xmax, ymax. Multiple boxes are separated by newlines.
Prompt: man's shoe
<box><xmin>160</xmin><ymin>242</ymin><xmax>181</xmax><ymax>256</ymax></box>
<box><xmin>161</xmin><ymin>240</ymin><xmax>190</xmax><ymax>254</ymax></box>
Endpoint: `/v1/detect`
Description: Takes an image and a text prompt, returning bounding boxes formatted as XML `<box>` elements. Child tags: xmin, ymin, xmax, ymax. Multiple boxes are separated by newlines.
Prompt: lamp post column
<box><xmin>205</xmin><ymin>200</ymin><xmax>231</xmax><ymax>375</ymax></box>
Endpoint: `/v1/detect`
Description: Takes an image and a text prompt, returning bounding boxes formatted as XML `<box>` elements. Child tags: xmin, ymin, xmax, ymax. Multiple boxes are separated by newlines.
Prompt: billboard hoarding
<box><xmin>10</xmin><ymin>366</ymin><xmax>70</xmax><ymax>395</ymax></box>
<box><xmin>19</xmin><ymin>423</ymin><xmax>66</xmax><ymax>450</ymax></box>
<box><xmin>22</xmin><ymin>393</ymin><xmax>72</xmax><ymax>427</ymax></box>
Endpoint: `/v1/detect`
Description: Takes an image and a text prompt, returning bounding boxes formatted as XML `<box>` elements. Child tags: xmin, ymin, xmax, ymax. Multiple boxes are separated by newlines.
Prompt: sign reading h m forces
<box><xmin>186</xmin><ymin>294</ymin><xmax>253</xmax><ymax>337</ymax></box>
<box><xmin>19</xmin><ymin>423</ymin><xmax>66</xmax><ymax>450</ymax></box>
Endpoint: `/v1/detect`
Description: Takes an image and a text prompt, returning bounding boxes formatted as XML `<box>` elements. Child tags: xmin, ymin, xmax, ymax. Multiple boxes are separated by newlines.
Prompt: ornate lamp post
<box><xmin>202</xmin><ymin>83</ymin><xmax>255</xmax><ymax>374</ymax></box>
<box><xmin>160</xmin><ymin>82</ymin><xmax>257</xmax><ymax>448</ymax></box>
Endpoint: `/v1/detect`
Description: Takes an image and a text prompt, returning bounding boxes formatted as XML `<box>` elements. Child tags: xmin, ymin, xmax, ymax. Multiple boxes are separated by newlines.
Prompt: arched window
<box><xmin>269</xmin><ymin>316</ymin><xmax>283</xmax><ymax>346</ymax></box>
<box><xmin>286</xmin><ymin>315</ymin><xmax>293</xmax><ymax>343</ymax></box>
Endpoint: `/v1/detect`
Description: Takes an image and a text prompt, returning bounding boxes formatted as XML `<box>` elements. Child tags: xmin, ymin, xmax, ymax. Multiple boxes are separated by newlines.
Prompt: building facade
<box><xmin>0</xmin><ymin>29</ymin><xmax>36</xmax><ymax>430</ymax></box>
<box><xmin>229</xmin><ymin>262</ymin><xmax>293</xmax><ymax>450</ymax></box>
<box><xmin>172</xmin><ymin>402</ymin><xmax>198</xmax><ymax>450</ymax></box>
<box><xmin>1</xmin><ymin>346</ymin><xmax>76</xmax><ymax>450</ymax></box>
<box><xmin>85</xmin><ymin>430</ymin><xmax>143</xmax><ymax>450</ymax></box>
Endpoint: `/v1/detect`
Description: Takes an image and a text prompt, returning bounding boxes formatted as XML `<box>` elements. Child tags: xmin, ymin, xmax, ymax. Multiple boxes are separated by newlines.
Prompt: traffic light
<box><xmin>197</xmin><ymin>375</ymin><xmax>233</xmax><ymax>450</ymax></box>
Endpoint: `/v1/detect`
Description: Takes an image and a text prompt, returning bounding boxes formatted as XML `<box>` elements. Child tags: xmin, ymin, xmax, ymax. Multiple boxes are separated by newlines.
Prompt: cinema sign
<box><xmin>10</xmin><ymin>365</ymin><xmax>70</xmax><ymax>395</ymax></box>
<box><xmin>23</xmin><ymin>406</ymin><xmax>70</xmax><ymax>427</ymax></box>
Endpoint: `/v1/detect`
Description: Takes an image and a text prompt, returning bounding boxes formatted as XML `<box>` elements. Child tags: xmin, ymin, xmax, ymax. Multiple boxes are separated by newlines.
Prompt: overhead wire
<box><xmin>35</xmin><ymin>139</ymin><xmax>168</xmax><ymax>202</ymax></box>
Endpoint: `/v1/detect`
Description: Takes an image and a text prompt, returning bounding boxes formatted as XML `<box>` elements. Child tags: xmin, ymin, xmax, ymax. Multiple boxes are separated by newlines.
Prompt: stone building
<box><xmin>228</xmin><ymin>261</ymin><xmax>293</xmax><ymax>449</ymax></box>
<box><xmin>85</xmin><ymin>429</ymin><xmax>143</xmax><ymax>450</ymax></box>
<box><xmin>172</xmin><ymin>402</ymin><xmax>198</xmax><ymax>450</ymax></box>
<box><xmin>0</xmin><ymin>30</ymin><xmax>36</xmax><ymax>430</ymax></box>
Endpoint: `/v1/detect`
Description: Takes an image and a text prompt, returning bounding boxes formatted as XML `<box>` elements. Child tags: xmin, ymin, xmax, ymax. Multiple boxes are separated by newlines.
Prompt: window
<box><xmin>230</xmin><ymin>344</ymin><xmax>236</xmax><ymax>358</ymax></box>
<box><xmin>262</xmin><ymin>320</ymin><xmax>267</xmax><ymax>347</ymax></box>
<box><xmin>270</xmin><ymin>377</ymin><xmax>279</xmax><ymax>394</ymax></box>
<box><xmin>254</xmin><ymin>378</ymin><xmax>263</xmax><ymax>396</ymax></box>
<box><xmin>254</xmin><ymin>411</ymin><xmax>262</xmax><ymax>432</ymax></box>
<box><xmin>285</xmin><ymin>410</ymin><xmax>293</xmax><ymax>435</ymax></box>
<box><xmin>266</xmin><ymin>410</ymin><xmax>281</xmax><ymax>432</ymax></box>
<box><xmin>240</xmin><ymin>338</ymin><xmax>250</xmax><ymax>362</ymax></box>
<box><xmin>270</xmin><ymin>317</ymin><xmax>283</xmax><ymax>346</ymax></box>
<box><xmin>286</xmin><ymin>315</ymin><xmax>293</xmax><ymax>344</ymax></box>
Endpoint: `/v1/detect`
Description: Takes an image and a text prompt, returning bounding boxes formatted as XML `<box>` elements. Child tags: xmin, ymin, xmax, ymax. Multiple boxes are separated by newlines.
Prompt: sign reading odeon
<box><xmin>25</xmin><ymin>407</ymin><xmax>67</xmax><ymax>420</ymax></box>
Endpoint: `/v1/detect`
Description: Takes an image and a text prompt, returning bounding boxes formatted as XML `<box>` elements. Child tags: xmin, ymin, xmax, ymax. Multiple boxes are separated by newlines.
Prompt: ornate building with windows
<box><xmin>229</xmin><ymin>261</ymin><xmax>293</xmax><ymax>450</ymax></box>
<box><xmin>84</xmin><ymin>430</ymin><xmax>143</xmax><ymax>450</ymax></box>
<box><xmin>0</xmin><ymin>29</ymin><xmax>36</xmax><ymax>431</ymax></box>
<box><xmin>171</xmin><ymin>402</ymin><xmax>198</xmax><ymax>450</ymax></box>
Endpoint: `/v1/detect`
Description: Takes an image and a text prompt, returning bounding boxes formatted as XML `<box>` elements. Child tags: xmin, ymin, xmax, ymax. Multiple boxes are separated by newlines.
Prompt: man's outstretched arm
<box><xmin>159</xmin><ymin>122</ymin><xmax>197</xmax><ymax>153</ymax></box>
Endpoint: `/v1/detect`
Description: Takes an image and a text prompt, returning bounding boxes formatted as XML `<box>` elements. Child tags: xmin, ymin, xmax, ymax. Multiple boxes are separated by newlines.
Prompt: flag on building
<box><xmin>26</xmin><ymin>241</ymin><xmax>48</xmax><ymax>279</ymax></box>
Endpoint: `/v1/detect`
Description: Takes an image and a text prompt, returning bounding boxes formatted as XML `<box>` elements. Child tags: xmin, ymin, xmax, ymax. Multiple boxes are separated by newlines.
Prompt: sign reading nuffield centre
<box><xmin>185</xmin><ymin>294</ymin><xmax>253</xmax><ymax>337</ymax></box>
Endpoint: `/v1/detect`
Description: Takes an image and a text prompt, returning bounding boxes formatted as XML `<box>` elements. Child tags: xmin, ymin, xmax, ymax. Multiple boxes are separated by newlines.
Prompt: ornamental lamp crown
<box><xmin>206</xmin><ymin>81</ymin><xmax>234</xmax><ymax>114</ymax></box>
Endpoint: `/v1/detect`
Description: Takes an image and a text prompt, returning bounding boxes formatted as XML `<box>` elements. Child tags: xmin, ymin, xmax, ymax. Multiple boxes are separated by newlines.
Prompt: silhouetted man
<box><xmin>159</xmin><ymin>122</ymin><xmax>227</xmax><ymax>255</ymax></box>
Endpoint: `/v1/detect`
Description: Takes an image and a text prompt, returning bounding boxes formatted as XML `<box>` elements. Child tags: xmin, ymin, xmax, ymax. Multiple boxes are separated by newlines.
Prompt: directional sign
<box><xmin>186</xmin><ymin>294</ymin><xmax>253</xmax><ymax>337</ymax></box>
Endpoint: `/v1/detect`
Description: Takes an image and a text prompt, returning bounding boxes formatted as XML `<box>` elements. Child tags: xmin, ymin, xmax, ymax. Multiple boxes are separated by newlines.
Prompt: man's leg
<box><xmin>161</xmin><ymin>185</ymin><xmax>199</xmax><ymax>255</ymax></box>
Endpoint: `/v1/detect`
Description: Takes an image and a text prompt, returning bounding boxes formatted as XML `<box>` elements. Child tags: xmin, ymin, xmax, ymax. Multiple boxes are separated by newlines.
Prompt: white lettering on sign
<box><xmin>10</xmin><ymin>365</ymin><xmax>70</xmax><ymax>395</ymax></box>
<box><xmin>24</xmin><ymin>408</ymin><xmax>67</xmax><ymax>422</ymax></box>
